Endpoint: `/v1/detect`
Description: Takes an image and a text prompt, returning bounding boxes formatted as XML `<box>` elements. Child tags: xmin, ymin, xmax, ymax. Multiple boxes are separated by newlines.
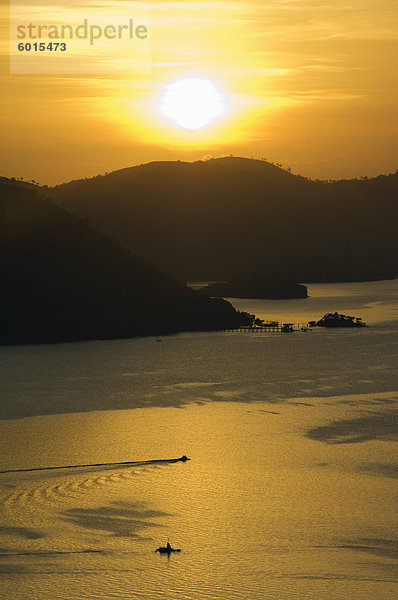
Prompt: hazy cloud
<box><xmin>338</xmin><ymin>537</ymin><xmax>398</xmax><ymax>560</ymax></box>
<box><xmin>0</xmin><ymin>526</ymin><xmax>45</xmax><ymax>540</ymax></box>
<box><xmin>62</xmin><ymin>500</ymin><xmax>170</xmax><ymax>538</ymax></box>
<box><xmin>358</xmin><ymin>462</ymin><xmax>398</xmax><ymax>479</ymax></box>
<box><xmin>306</xmin><ymin>410</ymin><xmax>398</xmax><ymax>444</ymax></box>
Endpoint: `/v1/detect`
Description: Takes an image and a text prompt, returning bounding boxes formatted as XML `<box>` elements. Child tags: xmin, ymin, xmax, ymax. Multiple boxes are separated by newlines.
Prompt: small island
<box><xmin>200</xmin><ymin>273</ymin><xmax>308</xmax><ymax>300</ymax></box>
<box><xmin>309</xmin><ymin>312</ymin><xmax>367</xmax><ymax>328</ymax></box>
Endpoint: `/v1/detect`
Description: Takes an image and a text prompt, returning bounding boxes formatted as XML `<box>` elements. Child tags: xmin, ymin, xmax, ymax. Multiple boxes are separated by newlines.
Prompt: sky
<box><xmin>1</xmin><ymin>0</ymin><xmax>398</xmax><ymax>184</ymax></box>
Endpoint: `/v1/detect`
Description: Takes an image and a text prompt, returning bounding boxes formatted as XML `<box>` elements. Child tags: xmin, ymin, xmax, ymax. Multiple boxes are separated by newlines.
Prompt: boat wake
<box><xmin>0</xmin><ymin>455</ymin><xmax>190</xmax><ymax>475</ymax></box>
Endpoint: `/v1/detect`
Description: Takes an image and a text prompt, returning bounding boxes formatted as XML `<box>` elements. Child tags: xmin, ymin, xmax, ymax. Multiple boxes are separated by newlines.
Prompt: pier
<box><xmin>223</xmin><ymin>323</ymin><xmax>311</xmax><ymax>333</ymax></box>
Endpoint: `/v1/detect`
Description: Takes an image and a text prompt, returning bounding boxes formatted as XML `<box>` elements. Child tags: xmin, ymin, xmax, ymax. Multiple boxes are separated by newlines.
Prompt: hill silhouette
<box><xmin>50</xmin><ymin>157</ymin><xmax>398</xmax><ymax>283</ymax></box>
<box><xmin>201</xmin><ymin>274</ymin><xmax>308</xmax><ymax>299</ymax></box>
<box><xmin>0</xmin><ymin>180</ymin><xmax>251</xmax><ymax>345</ymax></box>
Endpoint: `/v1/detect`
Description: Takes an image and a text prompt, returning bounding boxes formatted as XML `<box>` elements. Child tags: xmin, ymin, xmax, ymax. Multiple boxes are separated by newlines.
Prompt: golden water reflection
<box><xmin>1</xmin><ymin>280</ymin><xmax>397</xmax><ymax>599</ymax></box>
<box><xmin>0</xmin><ymin>399</ymin><xmax>396</xmax><ymax>600</ymax></box>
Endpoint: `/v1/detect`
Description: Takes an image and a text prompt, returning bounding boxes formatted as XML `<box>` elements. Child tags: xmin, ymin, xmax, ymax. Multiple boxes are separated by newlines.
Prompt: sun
<box><xmin>158</xmin><ymin>78</ymin><xmax>226</xmax><ymax>130</ymax></box>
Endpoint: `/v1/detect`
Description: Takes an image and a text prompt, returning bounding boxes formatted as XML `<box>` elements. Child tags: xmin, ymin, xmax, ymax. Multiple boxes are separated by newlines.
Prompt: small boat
<box><xmin>155</xmin><ymin>542</ymin><xmax>181</xmax><ymax>554</ymax></box>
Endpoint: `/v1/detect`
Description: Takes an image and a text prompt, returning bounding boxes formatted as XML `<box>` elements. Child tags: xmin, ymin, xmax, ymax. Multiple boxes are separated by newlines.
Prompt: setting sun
<box><xmin>158</xmin><ymin>78</ymin><xmax>226</xmax><ymax>130</ymax></box>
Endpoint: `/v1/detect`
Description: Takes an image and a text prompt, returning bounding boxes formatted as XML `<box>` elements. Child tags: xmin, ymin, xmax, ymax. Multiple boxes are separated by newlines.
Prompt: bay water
<box><xmin>0</xmin><ymin>280</ymin><xmax>397</xmax><ymax>599</ymax></box>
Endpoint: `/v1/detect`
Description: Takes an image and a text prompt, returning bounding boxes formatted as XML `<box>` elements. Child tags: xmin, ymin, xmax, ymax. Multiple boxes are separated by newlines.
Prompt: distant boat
<box><xmin>155</xmin><ymin>542</ymin><xmax>181</xmax><ymax>554</ymax></box>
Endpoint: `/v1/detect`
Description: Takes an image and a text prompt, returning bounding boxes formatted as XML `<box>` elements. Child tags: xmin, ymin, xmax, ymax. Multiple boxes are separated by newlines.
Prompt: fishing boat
<box><xmin>155</xmin><ymin>542</ymin><xmax>181</xmax><ymax>554</ymax></box>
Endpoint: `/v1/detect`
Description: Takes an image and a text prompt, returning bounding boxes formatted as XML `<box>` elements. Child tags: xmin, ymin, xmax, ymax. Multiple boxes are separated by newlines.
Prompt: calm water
<box><xmin>0</xmin><ymin>281</ymin><xmax>397</xmax><ymax>599</ymax></box>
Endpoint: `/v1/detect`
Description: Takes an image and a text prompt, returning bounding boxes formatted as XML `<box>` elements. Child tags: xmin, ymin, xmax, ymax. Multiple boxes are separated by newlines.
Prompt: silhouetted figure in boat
<box><xmin>155</xmin><ymin>541</ymin><xmax>181</xmax><ymax>554</ymax></box>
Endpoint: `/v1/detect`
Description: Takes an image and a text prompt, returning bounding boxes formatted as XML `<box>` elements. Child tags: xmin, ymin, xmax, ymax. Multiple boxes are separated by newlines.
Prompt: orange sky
<box><xmin>1</xmin><ymin>0</ymin><xmax>398</xmax><ymax>184</ymax></box>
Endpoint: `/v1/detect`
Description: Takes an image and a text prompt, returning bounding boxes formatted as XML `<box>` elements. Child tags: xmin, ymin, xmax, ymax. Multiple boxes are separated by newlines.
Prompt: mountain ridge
<box><xmin>46</xmin><ymin>157</ymin><xmax>398</xmax><ymax>283</ymax></box>
<box><xmin>0</xmin><ymin>179</ymin><xmax>252</xmax><ymax>345</ymax></box>
<box><xmin>3</xmin><ymin>157</ymin><xmax>398</xmax><ymax>283</ymax></box>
